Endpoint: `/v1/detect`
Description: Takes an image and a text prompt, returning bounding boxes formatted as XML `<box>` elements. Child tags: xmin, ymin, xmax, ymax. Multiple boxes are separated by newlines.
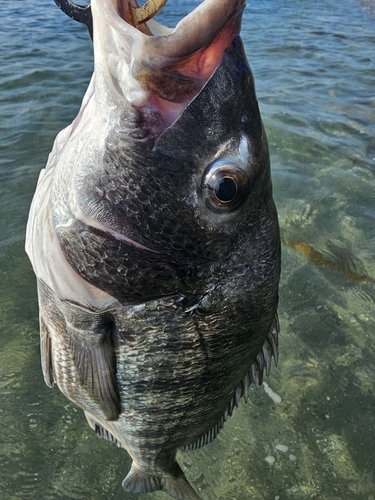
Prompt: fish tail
<box><xmin>122</xmin><ymin>462</ymin><xmax>201</xmax><ymax>500</ymax></box>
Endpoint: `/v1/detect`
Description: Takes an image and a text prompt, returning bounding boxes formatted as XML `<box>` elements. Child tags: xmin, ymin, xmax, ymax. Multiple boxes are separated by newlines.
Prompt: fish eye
<box><xmin>201</xmin><ymin>160</ymin><xmax>250</xmax><ymax>212</ymax></box>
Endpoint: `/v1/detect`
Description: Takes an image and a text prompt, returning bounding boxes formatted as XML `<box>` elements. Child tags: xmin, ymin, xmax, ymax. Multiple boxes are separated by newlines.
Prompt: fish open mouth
<box><xmin>55</xmin><ymin>0</ymin><xmax>246</xmax><ymax>125</ymax></box>
<box><xmin>119</xmin><ymin>0</ymin><xmax>245</xmax><ymax>99</ymax></box>
<box><xmin>86</xmin><ymin>0</ymin><xmax>246</xmax><ymax>123</ymax></box>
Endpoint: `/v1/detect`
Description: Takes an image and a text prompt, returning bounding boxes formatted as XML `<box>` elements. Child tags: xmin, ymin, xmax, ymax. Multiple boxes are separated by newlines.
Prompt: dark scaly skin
<box><xmin>53</xmin><ymin>39</ymin><xmax>277</xmax><ymax>302</ymax></box>
<box><xmin>36</xmin><ymin>37</ymin><xmax>280</xmax><ymax>497</ymax></box>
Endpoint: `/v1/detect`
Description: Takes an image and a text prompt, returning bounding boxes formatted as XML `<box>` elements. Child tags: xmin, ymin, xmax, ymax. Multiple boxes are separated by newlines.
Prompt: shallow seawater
<box><xmin>0</xmin><ymin>0</ymin><xmax>374</xmax><ymax>499</ymax></box>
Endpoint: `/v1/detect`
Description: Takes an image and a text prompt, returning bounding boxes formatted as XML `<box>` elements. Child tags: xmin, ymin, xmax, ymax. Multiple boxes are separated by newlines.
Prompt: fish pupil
<box><xmin>215</xmin><ymin>177</ymin><xmax>237</xmax><ymax>202</ymax></box>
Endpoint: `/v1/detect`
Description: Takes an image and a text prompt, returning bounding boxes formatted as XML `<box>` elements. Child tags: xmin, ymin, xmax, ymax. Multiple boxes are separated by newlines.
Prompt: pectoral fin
<box><xmin>38</xmin><ymin>280</ymin><xmax>120</xmax><ymax>421</ymax></box>
<box><xmin>65</xmin><ymin>309</ymin><xmax>121</xmax><ymax>421</ymax></box>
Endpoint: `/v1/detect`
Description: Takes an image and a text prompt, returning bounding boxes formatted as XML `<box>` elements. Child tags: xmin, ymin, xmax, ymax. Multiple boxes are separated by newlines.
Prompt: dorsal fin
<box><xmin>183</xmin><ymin>313</ymin><xmax>279</xmax><ymax>451</ymax></box>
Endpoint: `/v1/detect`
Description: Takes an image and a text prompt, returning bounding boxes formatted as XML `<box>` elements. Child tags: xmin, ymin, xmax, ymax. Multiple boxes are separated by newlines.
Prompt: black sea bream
<box><xmin>25</xmin><ymin>0</ymin><xmax>281</xmax><ymax>498</ymax></box>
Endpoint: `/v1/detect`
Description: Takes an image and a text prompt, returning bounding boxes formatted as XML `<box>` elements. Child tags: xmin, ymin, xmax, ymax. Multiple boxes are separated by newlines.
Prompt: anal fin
<box><xmin>85</xmin><ymin>412</ymin><xmax>123</xmax><ymax>448</ymax></box>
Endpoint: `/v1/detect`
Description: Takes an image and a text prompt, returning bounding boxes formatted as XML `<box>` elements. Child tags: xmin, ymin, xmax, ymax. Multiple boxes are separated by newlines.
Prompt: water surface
<box><xmin>0</xmin><ymin>0</ymin><xmax>374</xmax><ymax>499</ymax></box>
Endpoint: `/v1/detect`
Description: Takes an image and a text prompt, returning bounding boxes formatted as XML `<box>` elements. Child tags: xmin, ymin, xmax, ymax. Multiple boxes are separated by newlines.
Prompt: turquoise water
<box><xmin>0</xmin><ymin>0</ymin><xmax>374</xmax><ymax>498</ymax></box>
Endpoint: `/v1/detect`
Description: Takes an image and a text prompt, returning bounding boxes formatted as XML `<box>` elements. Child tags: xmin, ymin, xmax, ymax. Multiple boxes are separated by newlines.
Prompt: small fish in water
<box><xmin>26</xmin><ymin>0</ymin><xmax>281</xmax><ymax>498</ymax></box>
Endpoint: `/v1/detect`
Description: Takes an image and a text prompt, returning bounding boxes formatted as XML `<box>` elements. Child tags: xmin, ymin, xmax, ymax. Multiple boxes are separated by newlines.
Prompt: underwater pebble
<box><xmin>275</xmin><ymin>444</ymin><xmax>289</xmax><ymax>453</ymax></box>
<box><xmin>264</xmin><ymin>456</ymin><xmax>275</xmax><ymax>465</ymax></box>
<box><xmin>263</xmin><ymin>382</ymin><xmax>282</xmax><ymax>404</ymax></box>
<box><xmin>289</xmin><ymin>454</ymin><xmax>297</xmax><ymax>461</ymax></box>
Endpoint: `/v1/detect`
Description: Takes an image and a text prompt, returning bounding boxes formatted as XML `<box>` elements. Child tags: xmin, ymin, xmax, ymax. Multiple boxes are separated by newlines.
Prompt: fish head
<box><xmin>45</xmin><ymin>0</ymin><xmax>279</xmax><ymax>307</ymax></box>
<box><xmin>69</xmin><ymin>0</ymin><xmax>276</xmax><ymax>263</ymax></box>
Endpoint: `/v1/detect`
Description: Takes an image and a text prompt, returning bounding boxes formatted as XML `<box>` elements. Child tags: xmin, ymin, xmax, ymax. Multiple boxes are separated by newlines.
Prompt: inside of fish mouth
<box><xmin>120</xmin><ymin>0</ymin><xmax>245</xmax><ymax>106</ymax></box>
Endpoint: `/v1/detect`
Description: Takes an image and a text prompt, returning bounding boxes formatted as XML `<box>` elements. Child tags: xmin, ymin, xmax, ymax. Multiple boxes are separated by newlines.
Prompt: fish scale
<box><xmin>26</xmin><ymin>1</ymin><xmax>281</xmax><ymax>499</ymax></box>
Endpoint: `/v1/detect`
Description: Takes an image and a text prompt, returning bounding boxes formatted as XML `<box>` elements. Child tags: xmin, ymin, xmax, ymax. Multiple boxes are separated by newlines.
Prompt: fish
<box><xmin>25</xmin><ymin>0</ymin><xmax>281</xmax><ymax>499</ymax></box>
